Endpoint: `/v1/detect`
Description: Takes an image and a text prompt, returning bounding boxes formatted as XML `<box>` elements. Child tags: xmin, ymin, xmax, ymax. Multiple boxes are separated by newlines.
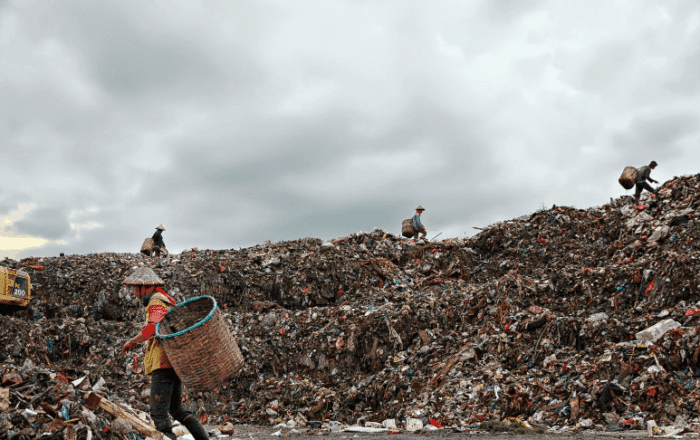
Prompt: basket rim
<box><xmin>155</xmin><ymin>295</ymin><xmax>217</xmax><ymax>340</ymax></box>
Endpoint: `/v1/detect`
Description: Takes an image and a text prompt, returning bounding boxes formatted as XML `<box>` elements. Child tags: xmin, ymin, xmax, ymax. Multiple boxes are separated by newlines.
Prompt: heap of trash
<box><xmin>1</xmin><ymin>172</ymin><xmax>700</xmax><ymax>439</ymax></box>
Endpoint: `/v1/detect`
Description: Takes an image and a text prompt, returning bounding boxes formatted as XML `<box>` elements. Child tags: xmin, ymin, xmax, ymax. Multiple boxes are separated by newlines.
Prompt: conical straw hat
<box><xmin>122</xmin><ymin>266</ymin><xmax>165</xmax><ymax>286</ymax></box>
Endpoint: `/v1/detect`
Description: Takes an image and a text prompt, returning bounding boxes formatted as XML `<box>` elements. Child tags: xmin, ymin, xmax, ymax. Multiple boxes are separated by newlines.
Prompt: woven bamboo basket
<box><xmin>156</xmin><ymin>296</ymin><xmax>244</xmax><ymax>390</ymax></box>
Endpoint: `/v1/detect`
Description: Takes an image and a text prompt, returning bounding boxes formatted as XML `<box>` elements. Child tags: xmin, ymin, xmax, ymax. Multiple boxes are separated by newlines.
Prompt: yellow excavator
<box><xmin>0</xmin><ymin>266</ymin><xmax>31</xmax><ymax>307</ymax></box>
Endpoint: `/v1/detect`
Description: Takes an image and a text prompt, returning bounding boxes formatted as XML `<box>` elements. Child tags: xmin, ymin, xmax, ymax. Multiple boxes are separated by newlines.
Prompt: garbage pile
<box><xmin>1</xmin><ymin>173</ymin><xmax>700</xmax><ymax>438</ymax></box>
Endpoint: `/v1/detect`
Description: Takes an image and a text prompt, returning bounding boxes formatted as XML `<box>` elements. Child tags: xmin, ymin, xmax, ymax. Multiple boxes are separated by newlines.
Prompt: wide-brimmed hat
<box><xmin>415</xmin><ymin>205</ymin><xmax>425</xmax><ymax>211</ymax></box>
<box><xmin>155</xmin><ymin>224</ymin><xmax>166</xmax><ymax>231</ymax></box>
<box><xmin>122</xmin><ymin>267</ymin><xmax>165</xmax><ymax>286</ymax></box>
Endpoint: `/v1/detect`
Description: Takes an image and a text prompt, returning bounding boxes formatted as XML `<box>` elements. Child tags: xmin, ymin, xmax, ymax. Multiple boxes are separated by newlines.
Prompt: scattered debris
<box><xmin>2</xmin><ymin>173</ymin><xmax>700</xmax><ymax>437</ymax></box>
<box><xmin>84</xmin><ymin>391</ymin><xmax>165</xmax><ymax>440</ymax></box>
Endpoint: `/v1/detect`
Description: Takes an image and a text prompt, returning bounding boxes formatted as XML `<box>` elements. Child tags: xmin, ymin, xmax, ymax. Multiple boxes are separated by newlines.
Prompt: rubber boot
<box><xmin>181</xmin><ymin>415</ymin><xmax>209</xmax><ymax>440</ymax></box>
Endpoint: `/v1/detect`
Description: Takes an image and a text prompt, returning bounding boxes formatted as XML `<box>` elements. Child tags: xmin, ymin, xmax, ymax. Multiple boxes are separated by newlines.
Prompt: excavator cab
<box><xmin>0</xmin><ymin>266</ymin><xmax>31</xmax><ymax>308</ymax></box>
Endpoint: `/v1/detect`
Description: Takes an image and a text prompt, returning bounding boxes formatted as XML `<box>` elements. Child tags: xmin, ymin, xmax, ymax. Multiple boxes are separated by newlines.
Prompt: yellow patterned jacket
<box><xmin>141</xmin><ymin>290</ymin><xmax>176</xmax><ymax>374</ymax></box>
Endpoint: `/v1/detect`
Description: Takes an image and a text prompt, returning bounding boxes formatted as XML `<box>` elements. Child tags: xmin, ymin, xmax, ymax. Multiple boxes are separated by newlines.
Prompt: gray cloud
<box><xmin>612</xmin><ymin>113</ymin><xmax>698</xmax><ymax>160</ymax></box>
<box><xmin>1</xmin><ymin>0</ymin><xmax>699</xmax><ymax>259</ymax></box>
<box><xmin>478</xmin><ymin>0</ymin><xmax>546</xmax><ymax>24</ymax></box>
<box><xmin>667</xmin><ymin>48</ymin><xmax>700</xmax><ymax>94</ymax></box>
<box><xmin>0</xmin><ymin>203</ymin><xmax>14</xmax><ymax>217</ymax></box>
<box><xmin>12</xmin><ymin>206</ymin><xmax>73</xmax><ymax>240</ymax></box>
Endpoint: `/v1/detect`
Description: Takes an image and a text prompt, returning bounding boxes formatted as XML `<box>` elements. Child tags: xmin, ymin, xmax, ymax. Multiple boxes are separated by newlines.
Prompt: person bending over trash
<box><xmin>635</xmin><ymin>161</ymin><xmax>660</xmax><ymax>204</ymax></box>
<box><xmin>121</xmin><ymin>267</ymin><xmax>208</xmax><ymax>440</ymax></box>
<box><xmin>412</xmin><ymin>205</ymin><xmax>427</xmax><ymax>241</ymax></box>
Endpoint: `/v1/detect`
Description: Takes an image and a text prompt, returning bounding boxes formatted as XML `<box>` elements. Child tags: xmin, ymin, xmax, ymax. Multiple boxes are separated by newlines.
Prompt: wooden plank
<box><xmin>539</xmin><ymin>400</ymin><xmax>567</xmax><ymax>412</ymax></box>
<box><xmin>84</xmin><ymin>392</ymin><xmax>166</xmax><ymax>440</ymax></box>
<box><xmin>0</xmin><ymin>387</ymin><xmax>8</xmax><ymax>411</ymax></box>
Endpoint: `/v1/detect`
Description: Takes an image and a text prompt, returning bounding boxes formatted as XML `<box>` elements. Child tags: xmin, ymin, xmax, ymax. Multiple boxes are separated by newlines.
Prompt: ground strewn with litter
<box><xmin>2</xmin><ymin>173</ymin><xmax>700</xmax><ymax>439</ymax></box>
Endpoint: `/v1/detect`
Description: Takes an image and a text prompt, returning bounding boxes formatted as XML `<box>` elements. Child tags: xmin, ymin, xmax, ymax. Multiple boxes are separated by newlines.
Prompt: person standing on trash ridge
<box><xmin>412</xmin><ymin>205</ymin><xmax>427</xmax><ymax>241</ymax></box>
<box><xmin>152</xmin><ymin>225</ymin><xmax>168</xmax><ymax>257</ymax></box>
<box><xmin>634</xmin><ymin>161</ymin><xmax>660</xmax><ymax>204</ymax></box>
<box><xmin>121</xmin><ymin>267</ymin><xmax>208</xmax><ymax>440</ymax></box>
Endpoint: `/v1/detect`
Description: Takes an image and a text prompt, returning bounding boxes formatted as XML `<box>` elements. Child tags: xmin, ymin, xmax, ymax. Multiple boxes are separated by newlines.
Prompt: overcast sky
<box><xmin>1</xmin><ymin>0</ymin><xmax>699</xmax><ymax>259</ymax></box>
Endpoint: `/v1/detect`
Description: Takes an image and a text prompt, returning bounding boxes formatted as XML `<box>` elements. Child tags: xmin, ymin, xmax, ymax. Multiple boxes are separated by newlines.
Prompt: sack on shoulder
<box><xmin>618</xmin><ymin>166</ymin><xmax>637</xmax><ymax>190</ymax></box>
<box><xmin>141</xmin><ymin>237</ymin><xmax>154</xmax><ymax>253</ymax></box>
<box><xmin>401</xmin><ymin>219</ymin><xmax>415</xmax><ymax>238</ymax></box>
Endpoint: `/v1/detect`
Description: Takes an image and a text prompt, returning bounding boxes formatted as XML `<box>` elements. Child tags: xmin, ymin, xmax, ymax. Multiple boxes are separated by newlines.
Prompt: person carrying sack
<box><xmin>634</xmin><ymin>161</ymin><xmax>660</xmax><ymax>204</ymax></box>
<box><xmin>121</xmin><ymin>267</ymin><xmax>208</xmax><ymax>440</ymax></box>
<box><xmin>412</xmin><ymin>205</ymin><xmax>427</xmax><ymax>241</ymax></box>
<box><xmin>152</xmin><ymin>225</ymin><xmax>168</xmax><ymax>257</ymax></box>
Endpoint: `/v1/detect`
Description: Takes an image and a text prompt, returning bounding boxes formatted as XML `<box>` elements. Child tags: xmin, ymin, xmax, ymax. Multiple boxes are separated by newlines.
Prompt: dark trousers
<box><xmin>413</xmin><ymin>226</ymin><xmax>426</xmax><ymax>240</ymax></box>
<box><xmin>150</xmin><ymin>368</ymin><xmax>191</xmax><ymax>433</ymax></box>
<box><xmin>634</xmin><ymin>181</ymin><xmax>657</xmax><ymax>202</ymax></box>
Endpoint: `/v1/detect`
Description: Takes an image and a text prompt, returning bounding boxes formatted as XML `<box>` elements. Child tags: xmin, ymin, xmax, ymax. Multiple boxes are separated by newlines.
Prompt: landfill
<box><xmin>1</xmin><ymin>172</ymin><xmax>700</xmax><ymax>439</ymax></box>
